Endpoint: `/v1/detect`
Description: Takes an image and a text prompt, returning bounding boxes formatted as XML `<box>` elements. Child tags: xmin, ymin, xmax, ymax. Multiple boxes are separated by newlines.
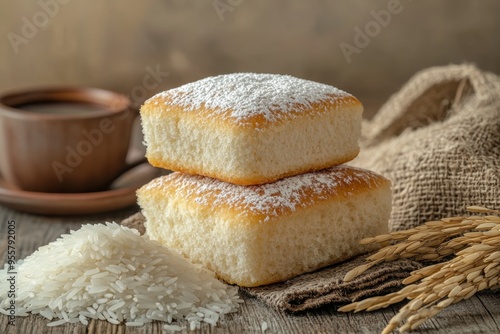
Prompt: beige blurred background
<box><xmin>1</xmin><ymin>0</ymin><xmax>499</xmax><ymax>118</ymax></box>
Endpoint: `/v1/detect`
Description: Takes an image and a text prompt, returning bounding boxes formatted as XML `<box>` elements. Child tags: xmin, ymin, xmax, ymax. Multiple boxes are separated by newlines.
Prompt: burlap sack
<box><xmin>352</xmin><ymin>64</ymin><xmax>500</xmax><ymax>231</ymax></box>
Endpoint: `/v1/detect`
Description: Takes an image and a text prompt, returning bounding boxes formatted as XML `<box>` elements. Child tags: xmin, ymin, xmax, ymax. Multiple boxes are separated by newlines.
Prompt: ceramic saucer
<box><xmin>0</xmin><ymin>164</ymin><xmax>164</xmax><ymax>215</ymax></box>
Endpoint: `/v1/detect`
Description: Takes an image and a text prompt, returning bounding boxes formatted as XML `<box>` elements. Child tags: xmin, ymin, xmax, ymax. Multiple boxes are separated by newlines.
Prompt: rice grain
<box><xmin>0</xmin><ymin>222</ymin><xmax>241</xmax><ymax>330</ymax></box>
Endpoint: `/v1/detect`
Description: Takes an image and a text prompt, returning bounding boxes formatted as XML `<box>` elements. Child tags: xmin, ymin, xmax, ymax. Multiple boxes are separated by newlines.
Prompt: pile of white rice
<box><xmin>0</xmin><ymin>222</ymin><xmax>242</xmax><ymax>330</ymax></box>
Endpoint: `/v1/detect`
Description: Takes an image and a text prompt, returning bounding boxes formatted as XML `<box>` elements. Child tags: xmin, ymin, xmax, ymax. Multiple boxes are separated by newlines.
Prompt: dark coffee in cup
<box><xmin>17</xmin><ymin>102</ymin><xmax>109</xmax><ymax>115</ymax></box>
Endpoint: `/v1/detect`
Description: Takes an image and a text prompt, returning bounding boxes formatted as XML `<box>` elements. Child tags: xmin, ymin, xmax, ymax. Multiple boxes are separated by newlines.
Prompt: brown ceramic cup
<box><xmin>0</xmin><ymin>87</ymin><xmax>141</xmax><ymax>193</ymax></box>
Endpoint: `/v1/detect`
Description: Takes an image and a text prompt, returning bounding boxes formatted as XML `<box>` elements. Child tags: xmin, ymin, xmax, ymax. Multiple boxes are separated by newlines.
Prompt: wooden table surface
<box><xmin>1</xmin><ymin>204</ymin><xmax>500</xmax><ymax>334</ymax></box>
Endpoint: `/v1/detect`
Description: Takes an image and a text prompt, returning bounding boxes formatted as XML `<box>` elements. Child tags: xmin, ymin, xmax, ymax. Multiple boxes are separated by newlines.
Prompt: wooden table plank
<box><xmin>1</xmin><ymin>205</ymin><xmax>500</xmax><ymax>334</ymax></box>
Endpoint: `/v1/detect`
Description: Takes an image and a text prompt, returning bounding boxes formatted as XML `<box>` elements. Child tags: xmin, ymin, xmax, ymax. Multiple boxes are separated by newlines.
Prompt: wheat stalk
<box><xmin>338</xmin><ymin>206</ymin><xmax>500</xmax><ymax>333</ymax></box>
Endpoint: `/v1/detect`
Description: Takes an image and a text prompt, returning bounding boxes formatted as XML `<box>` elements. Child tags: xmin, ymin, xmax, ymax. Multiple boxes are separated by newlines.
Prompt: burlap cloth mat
<box><xmin>121</xmin><ymin>64</ymin><xmax>499</xmax><ymax>312</ymax></box>
<box><xmin>352</xmin><ymin>64</ymin><xmax>500</xmax><ymax>231</ymax></box>
<box><xmin>121</xmin><ymin>213</ymin><xmax>421</xmax><ymax>312</ymax></box>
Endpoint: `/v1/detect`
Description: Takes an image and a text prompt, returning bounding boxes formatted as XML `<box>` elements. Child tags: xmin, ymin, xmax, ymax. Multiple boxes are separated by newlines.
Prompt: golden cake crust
<box><xmin>141</xmin><ymin>73</ymin><xmax>362</xmax><ymax>129</ymax></box>
<box><xmin>138</xmin><ymin>165</ymin><xmax>390</xmax><ymax>224</ymax></box>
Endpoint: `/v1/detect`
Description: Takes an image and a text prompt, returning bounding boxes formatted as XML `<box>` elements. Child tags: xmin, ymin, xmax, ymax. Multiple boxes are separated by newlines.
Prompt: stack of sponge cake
<box><xmin>137</xmin><ymin>73</ymin><xmax>391</xmax><ymax>287</ymax></box>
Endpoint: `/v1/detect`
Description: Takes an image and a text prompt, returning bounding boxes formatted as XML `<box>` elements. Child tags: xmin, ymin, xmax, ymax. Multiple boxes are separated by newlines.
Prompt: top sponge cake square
<box><xmin>140</xmin><ymin>73</ymin><xmax>363</xmax><ymax>185</ymax></box>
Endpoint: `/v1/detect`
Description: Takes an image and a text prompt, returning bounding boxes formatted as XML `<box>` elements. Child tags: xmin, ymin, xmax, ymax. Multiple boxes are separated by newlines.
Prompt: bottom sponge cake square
<box><xmin>137</xmin><ymin>165</ymin><xmax>391</xmax><ymax>287</ymax></box>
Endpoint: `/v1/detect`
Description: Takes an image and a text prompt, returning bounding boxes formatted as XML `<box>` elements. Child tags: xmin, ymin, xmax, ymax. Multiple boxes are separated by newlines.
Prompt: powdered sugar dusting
<box><xmin>148</xmin><ymin>73</ymin><xmax>353</xmax><ymax>124</ymax></box>
<box><xmin>142</xmin><ymin>166</ymin><xmax>387</xmax><ymax>220</ymax></box>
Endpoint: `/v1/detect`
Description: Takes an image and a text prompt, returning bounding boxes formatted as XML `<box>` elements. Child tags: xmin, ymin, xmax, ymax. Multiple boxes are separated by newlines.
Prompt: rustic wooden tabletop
<box><xmin>1</xmin><ymin>204</ymin><xmax>500</xmax><ymax>334</ymax></box>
